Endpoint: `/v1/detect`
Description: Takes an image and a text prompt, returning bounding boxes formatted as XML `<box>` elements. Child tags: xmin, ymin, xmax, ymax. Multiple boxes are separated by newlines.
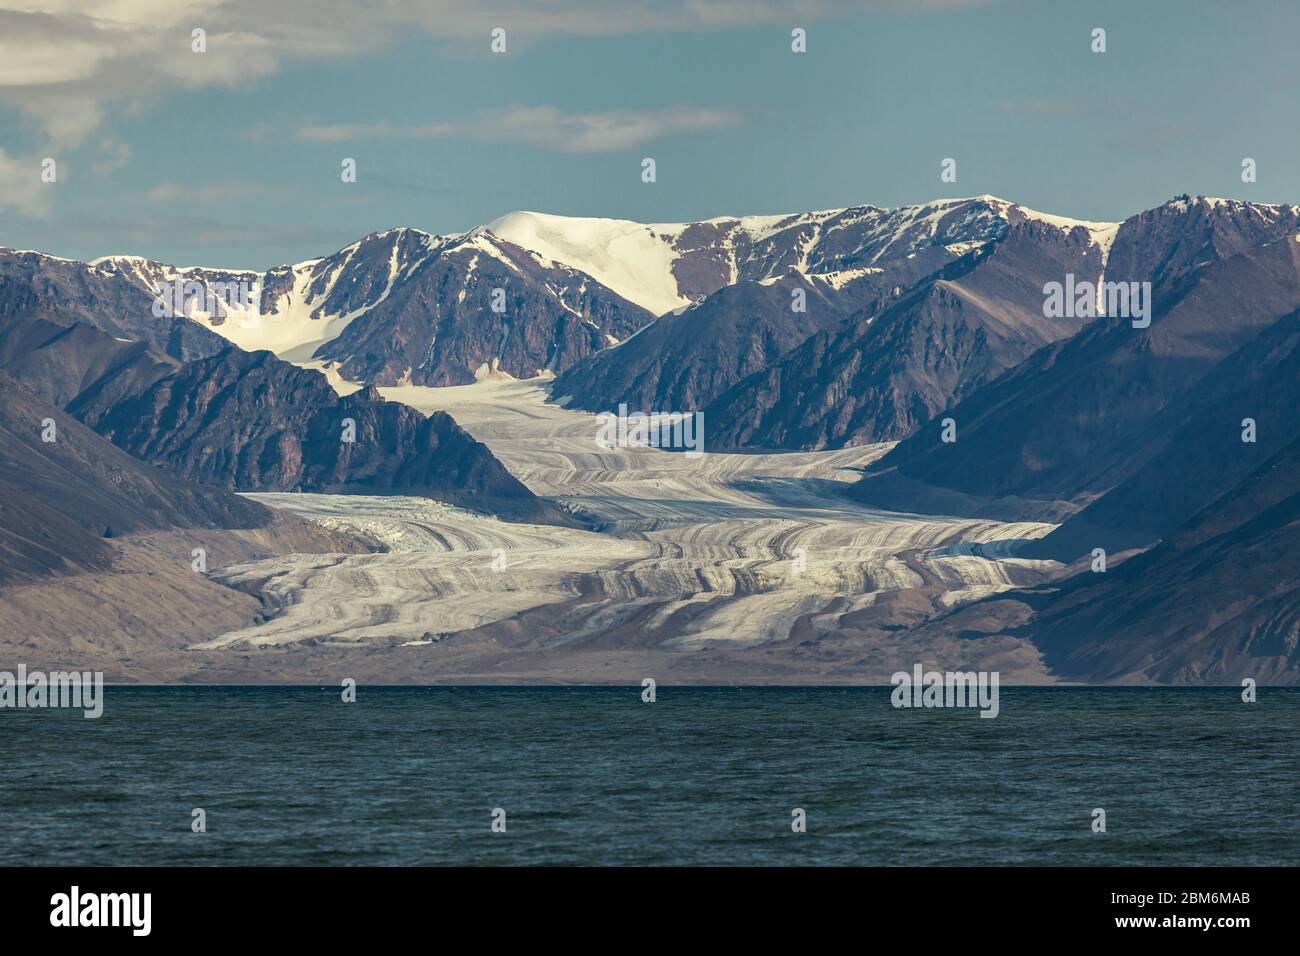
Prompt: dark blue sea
<box><xmin>3</xmin><ymin>686</ymin><xmax>1296</xmax><ymax>865</ymax></box>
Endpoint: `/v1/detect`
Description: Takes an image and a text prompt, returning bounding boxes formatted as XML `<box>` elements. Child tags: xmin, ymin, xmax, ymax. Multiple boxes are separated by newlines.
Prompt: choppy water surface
<box><xmin>2</xmin><ymin>686</ymin><xmax>1295</xmax><ymax>865</ymax></box>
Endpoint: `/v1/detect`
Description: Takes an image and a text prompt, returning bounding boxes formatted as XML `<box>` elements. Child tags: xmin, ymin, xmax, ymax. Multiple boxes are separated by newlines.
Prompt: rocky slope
<box><xmin>313</xmin><ymin>231</ymin><xmax>655</xmax><ymax>386</ymax></box>
<box><xmin>551</xmin><ymin>272</ymin><xmax>853</xmax><ymax>415</ymax></box>
<box><xmin>1019</xmin><ymin>433</ymin><xmax>1300</xmax><ymax>683</ymax></box>
<box><xmin>551</xmin><ymin>196</ymin><xmax>1106</xmax><ymax>423</ymax></box>
<box><xmin>79</xmin><ymin>346</ymin><xmax>564</xmax><ymax>523</ymax></box>
<box><xmin>0</xmin><ymin>249</ymin><xmax>229</xmax><ymax>361</ymax></box>
<box><xmin>706</xmin><ymin>216</ymin><xmax>1113</xmax><ymax>450</ymax></box>
<box><xmin>852</xmin><ymin>197</ymin><xmax>1300</xmax><ymax>520</ymax></box>
<box><xmin>1026</xmin><ymin>304</ymin><xmax>1300</xmax><ymax>559</ymax></box>
<box><xmin>0</xmin><ymin>309</ymin><xmax>564</xmax><ymax>524</ymax></box>
<box><xmin>95</xmin><ymin>228</ymin><xmax>657</xmax><ymax>386</ymax></box>
<box><xmin>0</xmin><ymin>370</ymin><xmax>355</xmax><ymax>584</ymax></box>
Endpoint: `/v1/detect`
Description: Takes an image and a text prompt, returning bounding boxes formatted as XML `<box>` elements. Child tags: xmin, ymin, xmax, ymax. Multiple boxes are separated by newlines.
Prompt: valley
<box><xmin>191</xmin><ymin>375</ymin><xmax>1066</xmax><ymax>683</ymax></box>
<box><xmin>5</xmin><ymin>194</ymin><xmax>1297</xmax><ymax>684</ymax></box>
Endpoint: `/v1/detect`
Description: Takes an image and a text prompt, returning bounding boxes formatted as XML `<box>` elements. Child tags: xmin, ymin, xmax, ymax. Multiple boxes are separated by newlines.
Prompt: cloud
<box><xmin>295</xmin><ymin>105</ymin><xmax>744</xmax><ymax>152</ymax></box>
<box><xmin>0</xmin><ymin>1</ymin><xmax>937</xmax><ymax>148</ymax></box>
<box><xmin>0</xmin><ymin>0</ymin><xmax>982</xmax><ymax>211</ymax></box>
<box><xmin>365</xmin><ymin>172</ymin><xmax>459</xmax><ymax>195</ymax></box>
<box><xmin>0</xmin><ymin>147</ymin><xmax>51</xmax><ymax>216</ymax></box>
<box><xmin>469</xmin><ymin>106</ymin><xmax>744</xmax><ymax>152</ymax></box>
<box><xmin>1103</xmin><ymin>121</ymin><xmax>1200</xmax><ymax>156</ymax></box>
<box><xmin>93</xmin><ymin>138</ymin><xmax>132</xmax><ymax>175</ymax></box>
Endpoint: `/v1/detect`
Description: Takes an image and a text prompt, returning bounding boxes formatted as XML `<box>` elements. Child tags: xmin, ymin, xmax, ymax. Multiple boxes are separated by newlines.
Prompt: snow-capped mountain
<box><xmin>310</xmin><ymin>228</ymin><xmax>658</xmax><ymax>386</ymax></box>
<box><xmin>92</xmin><ymin>227</ymin><xmax>450</xmax><ymax>361</ymax></box>
<box><xmin>9</xmin><ymin>194</ymin><xmax>1288</xmax><ymax>412</ymax></box>
<box><xmin>552</xmin><ymin>196</ymin><xmax>1119</xmax><ymax>424</ymax></box>
<box><xmin>90</xmin><ymin>225</ymin><xmax>657</xmax><ymax>385</ymax></box>
<box><xmin>853</xmin><ymin>195</ymin><xmax>1300</xmax><ymax>519</ymax></box>
<box><xmin>74</xmin><ymin>195</ymin><xmax>1121</xmax><ymax>389</ymax></box>
<box><xmin>488</xmin><ymin>195</ymin><xmax>1118</xmax><ymax>316</ymax></box>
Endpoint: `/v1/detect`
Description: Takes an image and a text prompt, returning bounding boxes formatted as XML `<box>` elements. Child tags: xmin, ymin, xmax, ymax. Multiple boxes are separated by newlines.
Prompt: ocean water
<box><xmin>2</xmin><ymin>686</ymin><xmax>1296</xmax><ymax>866</ymax></box>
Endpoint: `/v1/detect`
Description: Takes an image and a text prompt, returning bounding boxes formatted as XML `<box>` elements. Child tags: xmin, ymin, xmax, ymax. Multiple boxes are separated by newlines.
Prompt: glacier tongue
<box><xmin>202</xmin><ymin>378</ymin><xmax>1061</xmax><ymax>656</ymax></box>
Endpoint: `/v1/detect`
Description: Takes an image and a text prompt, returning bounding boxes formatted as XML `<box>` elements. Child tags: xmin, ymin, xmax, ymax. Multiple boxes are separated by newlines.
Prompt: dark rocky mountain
<box><xmin>551</xmin><ymin>273</ymin><xmax>853</xmax><ymax>415</ymax></box>
<box><xmin>78</xmin><ymin>346</ymin><xmax>563</xmax><ymax>523</ymax></box>
<box><xmin>0</xmin><ymin>367</ymin><xmax>373</xmax><ymax>674</ymax></box>
<box><xmin>21</xmin><ymin>196</ymin><xmax>1096</xmax><ymax>405</ymax></box>
<box><xmin>0</xmin><ymin>310</ymin><xmax>565</xmax><ymax>525</ymax></box>
<box><xmin>552</xmin><ymin>196</ymin><xmax>1104</xmax><ymax>426</ymax></box>
<box><xmin>702</xmin><ymin>216</ymin><xmax>1109</xmax><ymax>450</ymax></box>
<box><xmin>93</xmin><ymin>228</ymin><xmax>454</xmax><ymax>363</ymax></box>
<box><xmin>95</xmin><ymin>227</ymin><xmax>657</xmax><ymax>388</ymax></box>
<box><xmin>485</xmin><ymin>198</ymin><xmax>1015</xmax><ymax>313</ymax></box>
<box><xmin>0</xmin><ymin>313</ymin><xmax>179</xmax><ymax>410</ymax></box>
<box><xmin>1102</xmin><ymin>194</ymin><xmax>1300</xmax><ymax>288</ymax></box>
<box><xmin>0</xmin><ymin>249</ymin><xmax>229</xmax><ymax>361</ymax></box>
<box><xmin>315</xmin><ymin>231</ymin><xmax>656</xmax><ymax>386</ymax></box>
<box><xmin>1026</xmin><ymin>304</ymin><xmax>1300</xmax><ymax>560</ymax></box>
<box><xmin>853</xmin><ymin>197</ymin><xmax>1300</xmax><ymax>521</ymax></box>
<box><xmin>0</xmin><ymin>370</ymin><xmax>340</xmax><ymax>584</ymax></box>
<box><xmin>79</xmin><ymin>197</ymin><xmax>1049</xmax><ymax>396</ymax></box>
<box><xmin>1019</xmin><ymin>432</ymin><xmax>1300</xmax><ymax>683</ymax></box>
<box><xmin>655</xmin><ymin>196</ymin><xmax>1015</xmax><ymax>300</ymax></box>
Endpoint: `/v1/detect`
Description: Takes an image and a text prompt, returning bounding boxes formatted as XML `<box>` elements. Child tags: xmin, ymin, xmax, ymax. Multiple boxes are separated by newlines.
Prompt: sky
<box><xmin>1</xmin><ymin>0</ymin><xmax>1297</xmax><ymax>268</ymax></box>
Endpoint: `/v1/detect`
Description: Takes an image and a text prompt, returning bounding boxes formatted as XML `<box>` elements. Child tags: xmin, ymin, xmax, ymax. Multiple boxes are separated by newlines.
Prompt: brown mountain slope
<box><xmin>1020</xmin><ymin>432</ymin><xmax>1300</xmax><ymax>684</ymax></box>
<box><xmin>1025</xmin><ymin>306</ymin><xmax>1300</xmax><ymax>559</ymax></box>
<box><xmin>0</xmin><ymin>370</ymin><xmax>356</xmax><ymax>585</ymax></box>
<box><xmin>0</xmin><ymin>310</ymin><xmax>568</xmax><ymax>525</ymax></box>
<box><xmin>552</xmin><ymin>272</ymin><xmax>854</xmax><ymax>416</ymax></box>
<box><xmin>853</xmin><ymin>199</ymin><xmax>1300</xmax><ymax>520</ymax></box>
<box><xmin>704</xmin><ymin>218</ymin><xmax>1106</xmax><ymax>450</ymax></box>
<box><xmin>78</xmin><ymin>346</ymin><xmax>568</xmax><ymax>524</ymax></box>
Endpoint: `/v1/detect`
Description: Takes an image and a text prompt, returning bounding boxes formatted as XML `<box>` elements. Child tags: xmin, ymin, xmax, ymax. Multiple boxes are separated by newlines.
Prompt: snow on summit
<box><xmin>485</xmin><ymin>210</ymin><xmax>691</xmax><ymax>316</ymax></box>
<box><xmin>81</xmin><ymin>196</ymin><xmax>1128</xmax><ymax>361</ymax></box>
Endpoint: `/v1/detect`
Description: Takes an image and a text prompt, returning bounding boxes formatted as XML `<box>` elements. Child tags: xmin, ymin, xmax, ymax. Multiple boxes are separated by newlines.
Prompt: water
<box><xmin>2</xmin><ymin>686</ymin><xmax>1295</xmax><ymax>866</ymax></box>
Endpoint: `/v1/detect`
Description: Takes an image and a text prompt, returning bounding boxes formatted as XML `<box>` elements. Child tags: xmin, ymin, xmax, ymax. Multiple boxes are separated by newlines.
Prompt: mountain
<box><xmin>0</xmin><ymin>313</ymin><xmax>179</xmax><ymax>410</ymax></box>
<box><xmin>485</xmin><ymin>198</ymin><xmax>1017</xmax><ymax>315</ymax></box>
<box><xmin>702</xmin><ymin>210</ymin><xmax>1114</xmax><ymax>450</ymax></box>
<box><xmin>311</xmin><ymin>230</ymin><xmax>655</xmax><ymax>386</ymax></box>
<box><xmin>1025</xmin><ymin>303</ymin><xmax>1300</xmax><ymax>559</ymax></box>
<box><xmin>0</xmin><ymin>248</ymin><xmax>229</xmax><ymax>361</ymax></box>
<box><xmin>551</xmin><ymin>272</ymin><xmax>853</xmax><ymax>415</ymax></box>
<box><xmin>91</xmin><ymin>227</ymin><xmax>445</xmax><ymax>362</ymax></box>
<box><xmin>26</xmin><ymin>196</ymin><xmax>1112</xmax><ymax>409</ymax></box>
<box><xmin>0</xmin><ymin>369</ymin><xmax>353</xmax><ymax>584</ymax></box>
<box><xmin>0</xmin><ymin>310</ymin><xmax>565</xmax><ymax>525</ymax></box>
<box><xmin>852</xmin><ymin>197</ymin><xmax>1300</xmax><ymax>521</ymax></box>
<box><xmin>1020</xmin><ymin>431</ymin><xmax>1300</xmax><ymax>683</ymax></box>
<box><xmin>552</xmin><ymin>196</ymin><xmax>1115</xmax><ymax>426</ymax></box>
<box><xmin>95</xmin><ymin>227</ymin><xmax>657</xmax><ymax>387</ymax></box>
<box><xmin>0</xmin><ymin>367</ymin><xmax>374</xmax><ymax>671</ymax></box>
<box><xmin>78</xmin><ymin>346</ymin><xmax>563</xmax><ymax>523</ymax></box>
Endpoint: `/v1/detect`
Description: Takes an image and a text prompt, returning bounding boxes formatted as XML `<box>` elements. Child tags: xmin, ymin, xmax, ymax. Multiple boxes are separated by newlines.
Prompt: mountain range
<box><xmin>3</xmin><ymin>191</ymin><xmax>1298</xmax><ymax>683</ymax></box>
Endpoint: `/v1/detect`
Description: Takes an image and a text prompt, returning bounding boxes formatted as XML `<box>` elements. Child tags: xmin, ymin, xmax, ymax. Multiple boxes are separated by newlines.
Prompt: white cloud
<box><xmin>0</xmin><ymin>147</ymin><xmax>52</xmax><ymax>216</ymax></box>
<box><xmin>294</xmin><ymin>105</ymin><xmax>743</xmax><ymax>152</ymax></box>
<box><xmin>0</xmin><ymin>1</ymin><xmax>900</xmax><ymax>147</ymax></box>
<box><xmin>93</xmin><ymin>137</ymin><xmax>132</xmax><ymax>174</ymax></box>
<box><xmin>0</xmin><ymin>0</ymin><xmax>984</xmax><ymax>211</ymax></box>
<box><xmin>470</xmin><ymin>106</ymin><xmax>744</xmax><ymax>152</ymax></box>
